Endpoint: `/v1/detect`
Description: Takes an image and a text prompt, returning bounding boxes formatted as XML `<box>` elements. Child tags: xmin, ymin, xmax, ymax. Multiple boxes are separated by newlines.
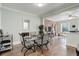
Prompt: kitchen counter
<box><xmin>66</xmin><ymin>32</ymin><xmax>79</xmax><ymax>48</ymax></box>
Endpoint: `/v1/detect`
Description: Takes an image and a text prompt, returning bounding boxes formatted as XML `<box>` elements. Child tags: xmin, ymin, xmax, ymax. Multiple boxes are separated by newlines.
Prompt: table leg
<box><xmin>33</xmin><ymin>40</ymin><xmax>36</xmax><ymax>52</ymax></box>
<box><xmin>41</xmin><ymin>36</ymin><xmax>44</xmax><ymax>54</ymax></box>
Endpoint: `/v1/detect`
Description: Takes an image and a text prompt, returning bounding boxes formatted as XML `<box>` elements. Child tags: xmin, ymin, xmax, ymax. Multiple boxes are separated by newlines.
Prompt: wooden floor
<box><xmin>0</xmin><ymin>36</ymin><xmax>76</xmax><ymax>56</ymax></box>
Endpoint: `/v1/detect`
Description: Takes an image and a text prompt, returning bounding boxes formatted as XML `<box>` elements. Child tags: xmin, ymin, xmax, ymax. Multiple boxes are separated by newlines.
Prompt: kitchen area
<box><xmin>58</xmin><ymin>16</ymin><xmax>79</xmax><ymax>48</ymax></box>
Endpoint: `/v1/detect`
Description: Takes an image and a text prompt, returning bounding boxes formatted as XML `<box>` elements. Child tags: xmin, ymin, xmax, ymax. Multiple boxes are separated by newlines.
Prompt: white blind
<box><xmin>23</xmin><ymin>20</ymin><xmax>29</xmax><ymax>30</ymax></box>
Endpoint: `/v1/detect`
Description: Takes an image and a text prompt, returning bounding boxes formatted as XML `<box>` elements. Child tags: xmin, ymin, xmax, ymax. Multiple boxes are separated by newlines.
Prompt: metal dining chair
<box><xmin>47</xmin><ymin>33</ymin><xmax>53</xmax><ymax>45</ymax></box>
<box><xmin>19</xmin><ymin>33</ymin><xmax>35</xmax><ymax>56</ymax></box>
<box><xmin>34</xmin><ymin>34</ymin><xmax>49</xmax><ymax>53</ymax></box>
<box><xmin>42</xmin><ymin>34</ymin><xmax>49</xmax><ymax>50</ymax></box>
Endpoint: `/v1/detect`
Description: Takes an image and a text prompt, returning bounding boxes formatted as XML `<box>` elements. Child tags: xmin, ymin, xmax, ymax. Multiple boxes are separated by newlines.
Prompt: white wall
<box><xmin>0</xmin><ymin>4</ymin><xmax>2</xmax><ymax>29</ymax></box>
<box><xmin>48</xmin><ymin>7</ymin><xmax>79</xmax><ymax>47</ymax></box>
<box><xmin>1</xmin><ymin>8</ymin><xmax>41</xmax><ymax>45</ymax></box>
<box><xmin>0</xmin><ymin>9</ymin><xmax>1</xmax><ymax>29</ymax></box>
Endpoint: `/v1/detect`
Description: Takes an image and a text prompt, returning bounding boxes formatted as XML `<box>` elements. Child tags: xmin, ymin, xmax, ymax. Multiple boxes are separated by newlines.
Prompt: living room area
<box><xmin>0</xmin><ymin>3</ymin><xmax>79</xmax><ymax>56</ymax></box>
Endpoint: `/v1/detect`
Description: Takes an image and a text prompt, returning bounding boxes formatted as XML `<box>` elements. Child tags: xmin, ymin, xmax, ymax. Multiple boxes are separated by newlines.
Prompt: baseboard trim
<box><xmin>66</xmin><ymin>44</ymin><xmax>76</xmax><ymax>48</ymax></box>
<box><xmin>13</xmin><ymin>41</ymin><xmax>21</xmax><ymax>45</ymax></box>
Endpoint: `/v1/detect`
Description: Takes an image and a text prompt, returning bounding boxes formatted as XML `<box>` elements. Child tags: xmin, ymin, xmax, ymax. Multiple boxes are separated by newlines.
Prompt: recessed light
<box><xmin>34</xmin><ymin>3</ymin><xmax>45</xmax><ymax>7</ymax></box>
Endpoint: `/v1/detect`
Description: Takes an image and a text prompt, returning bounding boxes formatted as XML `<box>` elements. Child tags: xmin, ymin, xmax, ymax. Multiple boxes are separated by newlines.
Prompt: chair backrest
<box><xmin>19</xmin><ymin>32</ymin><xmax>33</xmax><ymax>47</ymax></box>
<box><xmin>19</xmin><ymin>33</ymin><xmax>25</xmax><ymax>46</ymax></box>
<box><xmin>43</xmin><ymin>34</ymin><xmax>49</xmax><ymax>42</ymax></box>
<box><xmin>35</xmin><ymin>34</ymin><xmax>49</xmax><ymax>44</ymax></box>
<box><xmin>0</xmin><ymin>29</ymin><xmax>3</xmax><ymax>36</ymax></box>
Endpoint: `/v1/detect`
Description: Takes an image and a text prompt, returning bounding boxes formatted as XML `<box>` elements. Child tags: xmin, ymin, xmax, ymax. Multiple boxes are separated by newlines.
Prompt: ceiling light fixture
<box><xmin>34</xmin><ymin>3</ymin><xmax>45</xmax><ymax>7</ymax></box>
<box><xmin>68</xmin><ymin>15</ymin><xmax>78</xmax><ymax>20</ymax></box>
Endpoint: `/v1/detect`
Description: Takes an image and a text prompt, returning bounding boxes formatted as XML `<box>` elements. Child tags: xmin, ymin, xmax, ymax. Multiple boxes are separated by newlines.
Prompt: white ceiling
<box><xmin>2</xmin><ymin>3</ymin><xmax>79</xmax><ymax>18</ymax></box>
<box><xmin>1</xmin><ymin>3</ymin><xmax>65</xmax><ymax>15</ymax></box>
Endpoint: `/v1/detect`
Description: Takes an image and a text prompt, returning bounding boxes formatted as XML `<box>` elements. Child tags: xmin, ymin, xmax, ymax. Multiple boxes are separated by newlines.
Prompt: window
<box><xmin>48</xmin><ymin>27</ymin><xmax>52</xmax><ymax>32</ymax></box>
<box><xmin>61</xmin><ymin>23</ymin><xmax>69</xmax><ymax>32</ymax></box>
<box><xmin>23</xmin><ymin>20</ymin><xmax>30</xmax><ymax>30</ymax></box>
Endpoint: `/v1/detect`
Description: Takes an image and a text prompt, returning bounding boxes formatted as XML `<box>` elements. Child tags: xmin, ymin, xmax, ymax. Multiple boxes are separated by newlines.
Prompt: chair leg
<box><xmin>30</xmin><ymin>46</ymin><xmax>35</xmax><ymax>52</ymax></box>
<box><xmin>45</xmin><ymin>44</ymin><xmax>49</xmax><ymax>50</ymax></box>
<box><xmin>21</xmin><ymin>47</ymin><xmax>25</xmax><ymax>52</ymax></box>
<box><xmin>36</xmin><ymin>44</ymin><xmax>43</xmax><ymax>54</ymax></box>
<box><xmin>33</xmin><ymin>45</ymin><xmax>36</xmax><ymax>52</ymax></box>
<box><xmin>24</xmin><ymin>49</ymin><xmax>28</xmax><ymax>56</ymax></box>
<box><xmin>41</xmin><ymin>47</ymin><xmax>43</xmax><ymax>54</ymax></box>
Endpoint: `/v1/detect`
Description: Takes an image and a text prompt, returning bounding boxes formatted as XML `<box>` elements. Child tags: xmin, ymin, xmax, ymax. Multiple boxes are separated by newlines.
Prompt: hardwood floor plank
<box><xmin>0</xmin><ymin>36</ymin><xmax>76</xmax><ymax>56</ymax></box>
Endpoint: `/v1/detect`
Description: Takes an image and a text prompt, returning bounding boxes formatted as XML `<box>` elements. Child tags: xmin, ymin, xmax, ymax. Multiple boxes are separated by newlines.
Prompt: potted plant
<box><xmin>39</xmin><ymin>25</ymin><xmax>44</xmax><ymax>35</ymax></box>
